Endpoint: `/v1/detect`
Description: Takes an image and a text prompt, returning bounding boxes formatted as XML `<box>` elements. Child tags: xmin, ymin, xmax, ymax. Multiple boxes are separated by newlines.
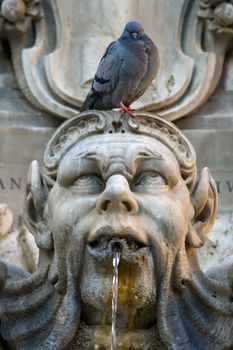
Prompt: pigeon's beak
<box><xmin>131</xmin><ymin>32</ymin><xmax>138</xmax><ymax>40</ymax></box>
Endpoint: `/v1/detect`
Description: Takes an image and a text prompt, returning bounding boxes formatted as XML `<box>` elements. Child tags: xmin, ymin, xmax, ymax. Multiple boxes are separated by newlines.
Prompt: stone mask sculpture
<box><xmin>0</xmin><ymin>110</ymin><xmax>232</xmax><ymax>350</ymax></box>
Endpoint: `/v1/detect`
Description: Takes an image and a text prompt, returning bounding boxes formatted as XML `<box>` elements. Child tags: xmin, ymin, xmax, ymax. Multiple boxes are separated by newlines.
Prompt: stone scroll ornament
<box><xmin>0</xmin><ymin>0</ymin><xmax>232</xmax><ymax>121</ymax></box>
<box><xmin>0</xmin><ymin>111</ymin><xmax>232</xmax><ymax>349</ymax></box>
<box><xmin>0</xmin><ymin>0</ymin><xmax>43</xmax><ymax>110</ymax></box>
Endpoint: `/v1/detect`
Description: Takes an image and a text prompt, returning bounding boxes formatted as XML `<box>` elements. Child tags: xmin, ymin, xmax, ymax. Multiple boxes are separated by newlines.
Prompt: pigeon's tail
<box><xmin>80</xmin><ymin>92</ymin><xmax>97</xmax><ymax>112</ymax></box>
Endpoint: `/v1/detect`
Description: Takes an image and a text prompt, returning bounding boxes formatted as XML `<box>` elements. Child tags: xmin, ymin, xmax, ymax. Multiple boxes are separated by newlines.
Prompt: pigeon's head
<box><xmin>122</xmin><ymin>20</ymin><xmax>144</xmax><ymax>40</ymax></box>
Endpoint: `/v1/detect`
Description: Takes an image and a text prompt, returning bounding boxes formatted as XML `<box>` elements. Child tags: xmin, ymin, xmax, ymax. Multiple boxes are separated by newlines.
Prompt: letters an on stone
<box><xmin>0</xmin><ymin>111</ymin><xmax>232</xmax><ymax>349</ymax></box>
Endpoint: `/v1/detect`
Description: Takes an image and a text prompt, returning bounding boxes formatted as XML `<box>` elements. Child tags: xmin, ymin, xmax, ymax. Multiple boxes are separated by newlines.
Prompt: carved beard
<box><xmin>0</xmin><ymin>231</ymin><xmax>86</xmax><ymax>350</ymax></box>
<box><xmin>1</xmin><ymin>238</ymin><xmax>233</xmax><ymax>350</ymax></box>
<box><xmin>157</xmin><ymin>243</ymin><xmax>233</xmax><ymax>350</ymax></box>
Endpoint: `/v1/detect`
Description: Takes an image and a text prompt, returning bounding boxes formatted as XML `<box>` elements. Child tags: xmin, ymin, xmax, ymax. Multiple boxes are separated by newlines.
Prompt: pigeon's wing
<box><xmin>80</xmin><ymin>41</ymin><xmax>124</xmax><ymax>111</ymax></box>
<box><xmin>92</xmin><ymin>41</ymin><xmax>124</xmax><ymax>93</ymax></box>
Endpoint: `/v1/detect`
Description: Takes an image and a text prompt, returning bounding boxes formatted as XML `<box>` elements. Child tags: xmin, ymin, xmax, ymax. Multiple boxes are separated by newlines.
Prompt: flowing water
<box><xmin>111</xmin><ymin>242</ymin><xmax>121</xmax><ymax>350</ymax></box>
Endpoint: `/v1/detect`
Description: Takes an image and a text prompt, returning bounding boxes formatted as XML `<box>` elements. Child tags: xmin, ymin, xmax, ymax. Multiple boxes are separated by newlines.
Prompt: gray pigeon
<box><xmin>80</xmin><ymin>21</ymin><xmax>159</xmax><ymax>115</ymax></box>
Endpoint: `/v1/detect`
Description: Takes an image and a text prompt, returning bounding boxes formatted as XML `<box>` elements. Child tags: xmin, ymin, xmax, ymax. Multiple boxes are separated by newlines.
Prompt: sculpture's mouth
<box><xmin>87</xmin><ymin>225</ymin><xmax>148</xmax><ymax>263</ymax></box>
<box><xmin>88</xmin><ymin>236</ymin><xmax>146</xmax><ymax>251</ymax></box>
<box><xmin>80</xmin><ymin>225</ymin><xmax>156</xmax><ymax>330</ymax></box>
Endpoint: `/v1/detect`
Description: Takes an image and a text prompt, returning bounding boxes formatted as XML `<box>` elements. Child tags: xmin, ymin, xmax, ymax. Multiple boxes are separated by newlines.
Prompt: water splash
<box><xmin>111</xmin><ymin>241</ymin><xmax>121</xmax><ymax>350</ymax></box>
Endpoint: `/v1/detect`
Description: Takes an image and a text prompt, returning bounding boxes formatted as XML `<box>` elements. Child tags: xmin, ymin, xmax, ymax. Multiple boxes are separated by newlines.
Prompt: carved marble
<box><xmin>0</xmin><ymin>111</ymin><xmax>232</xmax><ymax>349</ymax></box>
<box><xmin>199</xmin><ymin>0</ymin><xmax>233</xmax><ymax>31</ymax></box>
<box><xmin>0</xmin><ymin>0</ymin><xmax>231</xmax><ymax>121</ymax></box>
<box><xmin>0</xmin><ymin>0</ymin><xmax>42</xmax><ymax>32</ymax></box>
<box><xmin>198</xmin><ymin>0</ymin><xmax>233</xmax><ymax>53</ymax></box>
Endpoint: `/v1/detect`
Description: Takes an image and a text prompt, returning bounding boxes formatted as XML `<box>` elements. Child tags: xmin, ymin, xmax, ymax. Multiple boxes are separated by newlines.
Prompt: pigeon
<box><xmin>80</xmin><ymin>20</ymin><xmax>159</xmax><ymax>115</ymax></box>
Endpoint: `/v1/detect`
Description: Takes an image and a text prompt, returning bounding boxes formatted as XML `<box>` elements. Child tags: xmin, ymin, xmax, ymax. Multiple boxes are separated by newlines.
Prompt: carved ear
<box><xmin>23</xmin><ymin>160</ymin><xmax>53</xmax><ymax>250</ymax></box>
<box><xmin>186</xmin><ymin>167</ymin><xmax>218</xmax><ymax>247</ymax></box>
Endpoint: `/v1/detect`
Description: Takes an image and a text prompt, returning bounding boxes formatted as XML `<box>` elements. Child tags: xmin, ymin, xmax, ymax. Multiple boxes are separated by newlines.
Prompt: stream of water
<box><xmin>111</xmin><ymin>242</ymin><xmax>121</xmax><ymax>350</ymax></box>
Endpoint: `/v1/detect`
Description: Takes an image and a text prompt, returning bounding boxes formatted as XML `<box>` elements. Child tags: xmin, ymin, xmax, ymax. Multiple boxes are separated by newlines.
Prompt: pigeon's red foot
<box><xmin>120</xmin><ymin>102</ymin><xmax>135</xmax><ymax>117</ymax></box>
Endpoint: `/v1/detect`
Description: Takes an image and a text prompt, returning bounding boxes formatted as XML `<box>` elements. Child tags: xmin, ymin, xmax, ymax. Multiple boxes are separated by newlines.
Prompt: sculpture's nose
<box><xmin>96</xmin><ymin>175</ymin><xmax>138</xmax><ymax>214</ymax></box>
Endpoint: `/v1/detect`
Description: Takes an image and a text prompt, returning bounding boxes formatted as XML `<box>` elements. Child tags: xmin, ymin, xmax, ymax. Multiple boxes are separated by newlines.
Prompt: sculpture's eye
<box><xmin>72</xmin><ymin>175</ymin><xmax>103</xmax><ymax>193</ymax></box>
<box><xmin>133</xmin><ymin>172</ymin><xmax>167</xmax><ymax>191</ymax></box>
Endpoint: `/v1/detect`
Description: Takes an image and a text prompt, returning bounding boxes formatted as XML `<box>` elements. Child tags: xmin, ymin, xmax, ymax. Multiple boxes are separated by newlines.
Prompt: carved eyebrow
<box><xmin>70</xmin><ymin>148</ymin><xmax>163</xmax><ymax>180</ymax></box>
<box><xmin>74</xmin><ymin>151</ymin><xmax>98</xmax><ymax>160</ymax></box>
<box><xmin>73</xmin><ymin>151</ymin><xmax>104</xmax><ymax>168</ymax></box>
<box><xmin>74</xmin><ymin>151</ymin><xmax>106</xmax><ymax>172</ymax></box>
<box><xmin>74</xmin><ymin>150</ymin><xmax>134</xmax><ymax>179</ymax></box>
<box><xmin>134</xmin><ymin>149</ymin><xmax>163</xmax><ymax>161</ymax></box>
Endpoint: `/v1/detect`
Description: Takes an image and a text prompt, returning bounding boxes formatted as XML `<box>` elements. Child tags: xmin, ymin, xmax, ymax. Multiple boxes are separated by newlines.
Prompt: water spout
<box><xmin>111</xmin><ymin>241</ymin><xmax>121</xmax><ymax>350</ymax></box>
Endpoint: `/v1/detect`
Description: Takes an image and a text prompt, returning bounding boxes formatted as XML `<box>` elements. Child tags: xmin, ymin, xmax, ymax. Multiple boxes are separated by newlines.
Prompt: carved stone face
<box><xmin>47</xmin><ymin>133</ymin><xmax>193</xmax><ymax>346</ymax></box>
<box><xmin>4</xmin><ymin>113</ymin><xmax>231</xmax><ymax>350</ymax></box>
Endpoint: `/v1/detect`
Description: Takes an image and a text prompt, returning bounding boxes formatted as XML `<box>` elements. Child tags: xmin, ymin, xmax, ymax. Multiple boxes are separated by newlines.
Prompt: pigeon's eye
<box><xmin>131</xmin><ymin>32</ymin><xmax>138</xmax><ymax>39</ymax></box>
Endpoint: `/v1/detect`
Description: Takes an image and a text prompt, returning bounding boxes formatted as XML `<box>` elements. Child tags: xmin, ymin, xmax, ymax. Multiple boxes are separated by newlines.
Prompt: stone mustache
<box><xmin>0</xmin><ymin>111</ymin><xmax>232</xmax><ymax>350</ymax></box>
